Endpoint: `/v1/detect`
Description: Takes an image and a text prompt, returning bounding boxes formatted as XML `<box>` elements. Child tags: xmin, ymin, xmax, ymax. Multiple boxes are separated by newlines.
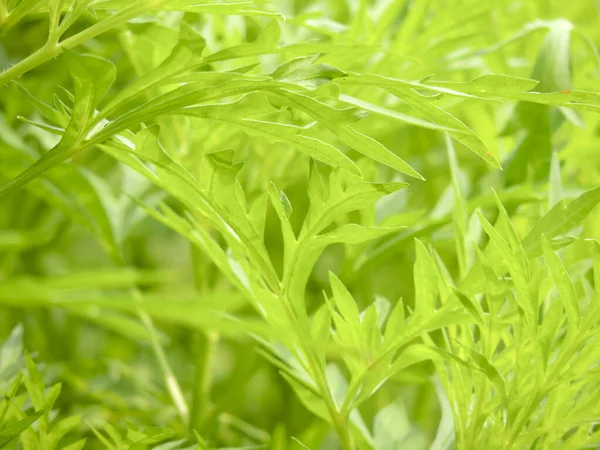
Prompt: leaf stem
<box><xmin>131</xmin><ymin>288</ymin><xmax>189</xmax><ymax>424</ymax></box>
<box><xmin>0</xmin><ymin>42</ymin><xmax>57</xmax><ymax>87</ymax></box>
<box><xmin>278</xmin><ymin>291</ymin><xmax>354</xmax><ymax>450</ymax></box>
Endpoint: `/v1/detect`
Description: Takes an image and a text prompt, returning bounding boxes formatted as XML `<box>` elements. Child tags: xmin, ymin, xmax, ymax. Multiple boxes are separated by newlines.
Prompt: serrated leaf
<box><xmin>302</xmin><ymin>179</ymin><xmax>408</xmax><ymax>238</ymax></box>
<box><xmin>182</xmin><ymin>94</ymin><xmax>361</xmax><ymax>175</ymax></box>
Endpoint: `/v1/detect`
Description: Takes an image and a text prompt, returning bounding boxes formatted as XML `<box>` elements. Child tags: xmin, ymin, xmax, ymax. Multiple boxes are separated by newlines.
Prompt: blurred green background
<box><xmin>1</xmin><ymin>0</ymin><xmax>600</xmax><ymax>448</ymax></box>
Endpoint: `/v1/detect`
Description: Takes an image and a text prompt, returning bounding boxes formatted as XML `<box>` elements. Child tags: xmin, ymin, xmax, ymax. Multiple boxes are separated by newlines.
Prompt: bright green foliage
<box><xmin>1</xmin><ymin>0</ymin><xmax>600</xmax><ymax>449</ymax></box>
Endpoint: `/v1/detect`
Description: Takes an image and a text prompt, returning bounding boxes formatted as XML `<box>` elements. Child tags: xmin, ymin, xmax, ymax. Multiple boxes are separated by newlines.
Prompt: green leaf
<box><xmin>373</xmin><ymin>401</ymin><xmax>412</xmax><ymax>450</ymax></box>
<box><xmin>339</xmin><ymin>94</ymin><xmax>459</xmax><ymax>132</ymax></box>
<box><xmin>312</xmin><ymin>224</ymin><xmax>402</xmax><ymax>246</ymax></box>
<box><xmin>446</xmin><ymin>134</ymin><xmax>468</xmax><ymax>277</ymax></box>
<box><xmin>429</xmin><ymin>74</ymin><xmax>540</xmax><ymax>94</ymax></box>
<box><xmin>0</xmin><ymin>324</ymin><xmax>24</xmax><ymax>378</ymax></box>
<box><xmin>452</xmin><ymin>289</ymin><xmax>485</xmax><ymax>329</ymax></box>
<box><xmin>541</xmin><ymin>235</ymin><xmax>580</xmax><ymax>329</ymax></box>
<box><xmin>183</xmin><ymin>94</ymin><xmax>360</xmax><ymax>175</ymax></box>
<box><xmin>60</xmin><ymin>439</ymin><xmax>87</xmax><ymax>450</ymax></box>
<box><xmin>394</xmin><ymin>87</ymin><xmax>499</xmax><ymax>168</ymax></box>
<box><xmin>0</xmin><ymin>410</ymin><xmax>44</xmax><ymax>448</ymax></box>
<box><xmin>336</xmin><ymin>74</ymin><xmax>500</xmax><ymax>168</ymax></box>
<box><xmin>268</xmin><ymin>182</ymin><xmax>297</xmax><ymax>272</ymax></box>
<box><xmin>538</xmin><ymin>297</ymin><xmax>564</xmax><ymax>369</ymax></box>
<box><xmin>100</xmin><ymin>28</ymin><xmax>204</xmax><ymax>119</ymax></box>
<box><xmin>523</xmin><ymin>186</ymin><xmax>600</xmax><ymax>257</ymax></box>
<box><xmin>280</xmin><ymin>372</ymin><xmax>330</xmax><ymax>423</ymax></box>
<box><xmin>461</xmin><ymin>345</ymin><xmax>507</xmax><ymax>401</ymax></box>
<box><xmin>477</xmin><ymin>211</ymin><xmax>535</xmax><ymax>322</ymax></box>
<box><xmin>46</xmin><ymin>415</ymin><xmax>82</xmax><ymax>450</ymax></box>
<box><xmin>302</xmin><ymin>178</ymin><xmax>408</xmax><ymax>238</ymax></box>
<box><xmin>391</xmin><ymin>344</ymin><xmax>472</xmax><ymax>374</ymax></box>
<box><xmin>248</xmin><ymin>193</ymin><xmax>268</xmax><ymax>239</ymax></box>
<box><xmin>413</xmin><ymin>239</ymin><xmax>438</xmax><ymax>318</ymax></box>
<box><xmin>63</xmin><ymin>52</ymin><xmax>116</xmax><ymax>141</ymax></box>
<box><xmin>0</xmin><ymin>53</ymin><xmax>116</xmax><ymax>199</ymax></box>
<box><xmin>384</xmin><ymin>298</ymin><xmax>405</xmax><ymax>347</ymax></box>
<box><xmin>329</xmin><ymin>273</ymin><xmax>361</xmax><ymax>329</ymax></box>
<box><xmin>273</xmin><ymin>90</ymin><xmax>424</xmax><ymax>179</ymax></box>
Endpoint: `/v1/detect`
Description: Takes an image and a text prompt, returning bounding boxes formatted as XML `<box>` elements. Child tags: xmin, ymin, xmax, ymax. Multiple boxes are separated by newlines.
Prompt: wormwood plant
<box><xmin>1</xmin><ymin>0</ymin><xmax>600</xmax><ymax>449</ymax></box>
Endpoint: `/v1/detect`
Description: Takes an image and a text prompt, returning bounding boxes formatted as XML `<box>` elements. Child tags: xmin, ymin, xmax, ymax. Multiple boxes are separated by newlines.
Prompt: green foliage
<box><xmin>1</xmin><ymin>0</ymin><xmax>600</xmax><ymax>449</ymax></box>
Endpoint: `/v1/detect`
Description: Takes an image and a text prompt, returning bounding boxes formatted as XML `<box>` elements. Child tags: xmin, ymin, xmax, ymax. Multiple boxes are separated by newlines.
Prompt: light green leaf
<box><xmin>0</xmin><ymin>53</ymin><xmax>115</xmax><ymax>199</ymax></box>
<box><xmin>391</xmin><ymin>344</ymin><xmax>472</xmax><ymax>374</ymax></box>
<box><xmin>329</xmin><ymin>273</ymin><xmax>361</xmax><ymax>329</ymax></box>
<box><xmin>413</xmin><ymin>239</ymin><xmax>438</xmax><ymax>318</ymax></box>
<box><xmin>302</xmin><ymin>179</ymin><xmax>408</xmax><ymax>238</ymax></box>
<box><xmin>428</xmin><ymin>74</ymin><xmax>540</xmax><ymax>94</ymax></box>
<box><xmin>477</xmin><ymin>211</ymin><xmax>535</xmax><ymax>323</ymax></box>
<box><xmin>0</xmin><ymin>411</ymin><xmax>44</xmax><ymax>448</ymax></box>
<box><xmin>100</xmin><ymin>27</ymin><xmax>205</xmax><ymax>120</ymax></box>
<box><xmin>383</xmin><ymin>298</ymin><xmax>405</xmax><ymax>347</ymax></box>
<box><xmin>452</xmin><ymin>289</ymin><xmax>485</xmax><ymax>329</ymax></box>
<box><xmin>446</xmin><ymin>134</ymin><xmax>468</xmax><ymax>277</ymax></box>
<box><xmin>538</xmin><ymin>298</ymin><xmax>564</xmax><ymax>369</ymax></box>
<box><xmin>389</xmin><ymin>87</ymin><xmax>499</xmax><ymax>168</ymax></box>
<box><xmin>268</xmin><ymin>182</ymin><xmax>297</xmax><ymax>272</ymax></box>
<box><xmin>339</xmin><ymin>94</ymin><xmax>458</xmax><ymax>132</ymax></box>
<box><xmin>273</xmin><ymin>90</ymin><xmax>424</xmax><ymax>179</ymax></box>
<box><xmin>183</xmin><ymin>94</ymin><xmax>360</xmax><ymax>175</ymax></box>
<box><xmin>542</xmin><ymin>235</ymin><xmax>580</xmax><ymax>329</ymax></box>
<box><xmin>373</xmin><ymin>401</ymin><xmax>411</xmax><ymax>450</ymax></box>
<box><xmin>46</xmin><ymin>415</ymin><xmax>82</xmax><ymax>450</ymax></box>
<box><xmin>280</xmin><ymin>372</ymin><xmax>330</xmax><ymax>423</ymax></box>
<box><xmin>312</xmin><ymin>224</ymin><xmax>402</xmax><ymax>246</ymax></box>
<box><xmin>462</xmin><ymin>346</ymin><xmax>507</xmax><ymax>401</ymax></box>
<box><xmin>523</xmin><ymin>186</ymin><xmax>600</xmax><ymax>257</ymax></box>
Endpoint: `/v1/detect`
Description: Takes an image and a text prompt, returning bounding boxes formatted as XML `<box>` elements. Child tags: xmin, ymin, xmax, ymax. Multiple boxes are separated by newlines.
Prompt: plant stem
<box><xmin>0</xmin><ymin>42</ymin><xmax>57</xmax><ymax>87</ymax></box>
<box><xmin>131</xmin><ymin>288</ymin><xmax>189</xmax><ymax>423</ymax></box>
<box><xmin>0</xmin><ymin>0</ymin><xmax>171</xmax><ymax>87</ymax></box>
<box><xmin>278</xmin><ymin>294</ymin><xmax>354</xmax><ymax>450</ymax></box>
